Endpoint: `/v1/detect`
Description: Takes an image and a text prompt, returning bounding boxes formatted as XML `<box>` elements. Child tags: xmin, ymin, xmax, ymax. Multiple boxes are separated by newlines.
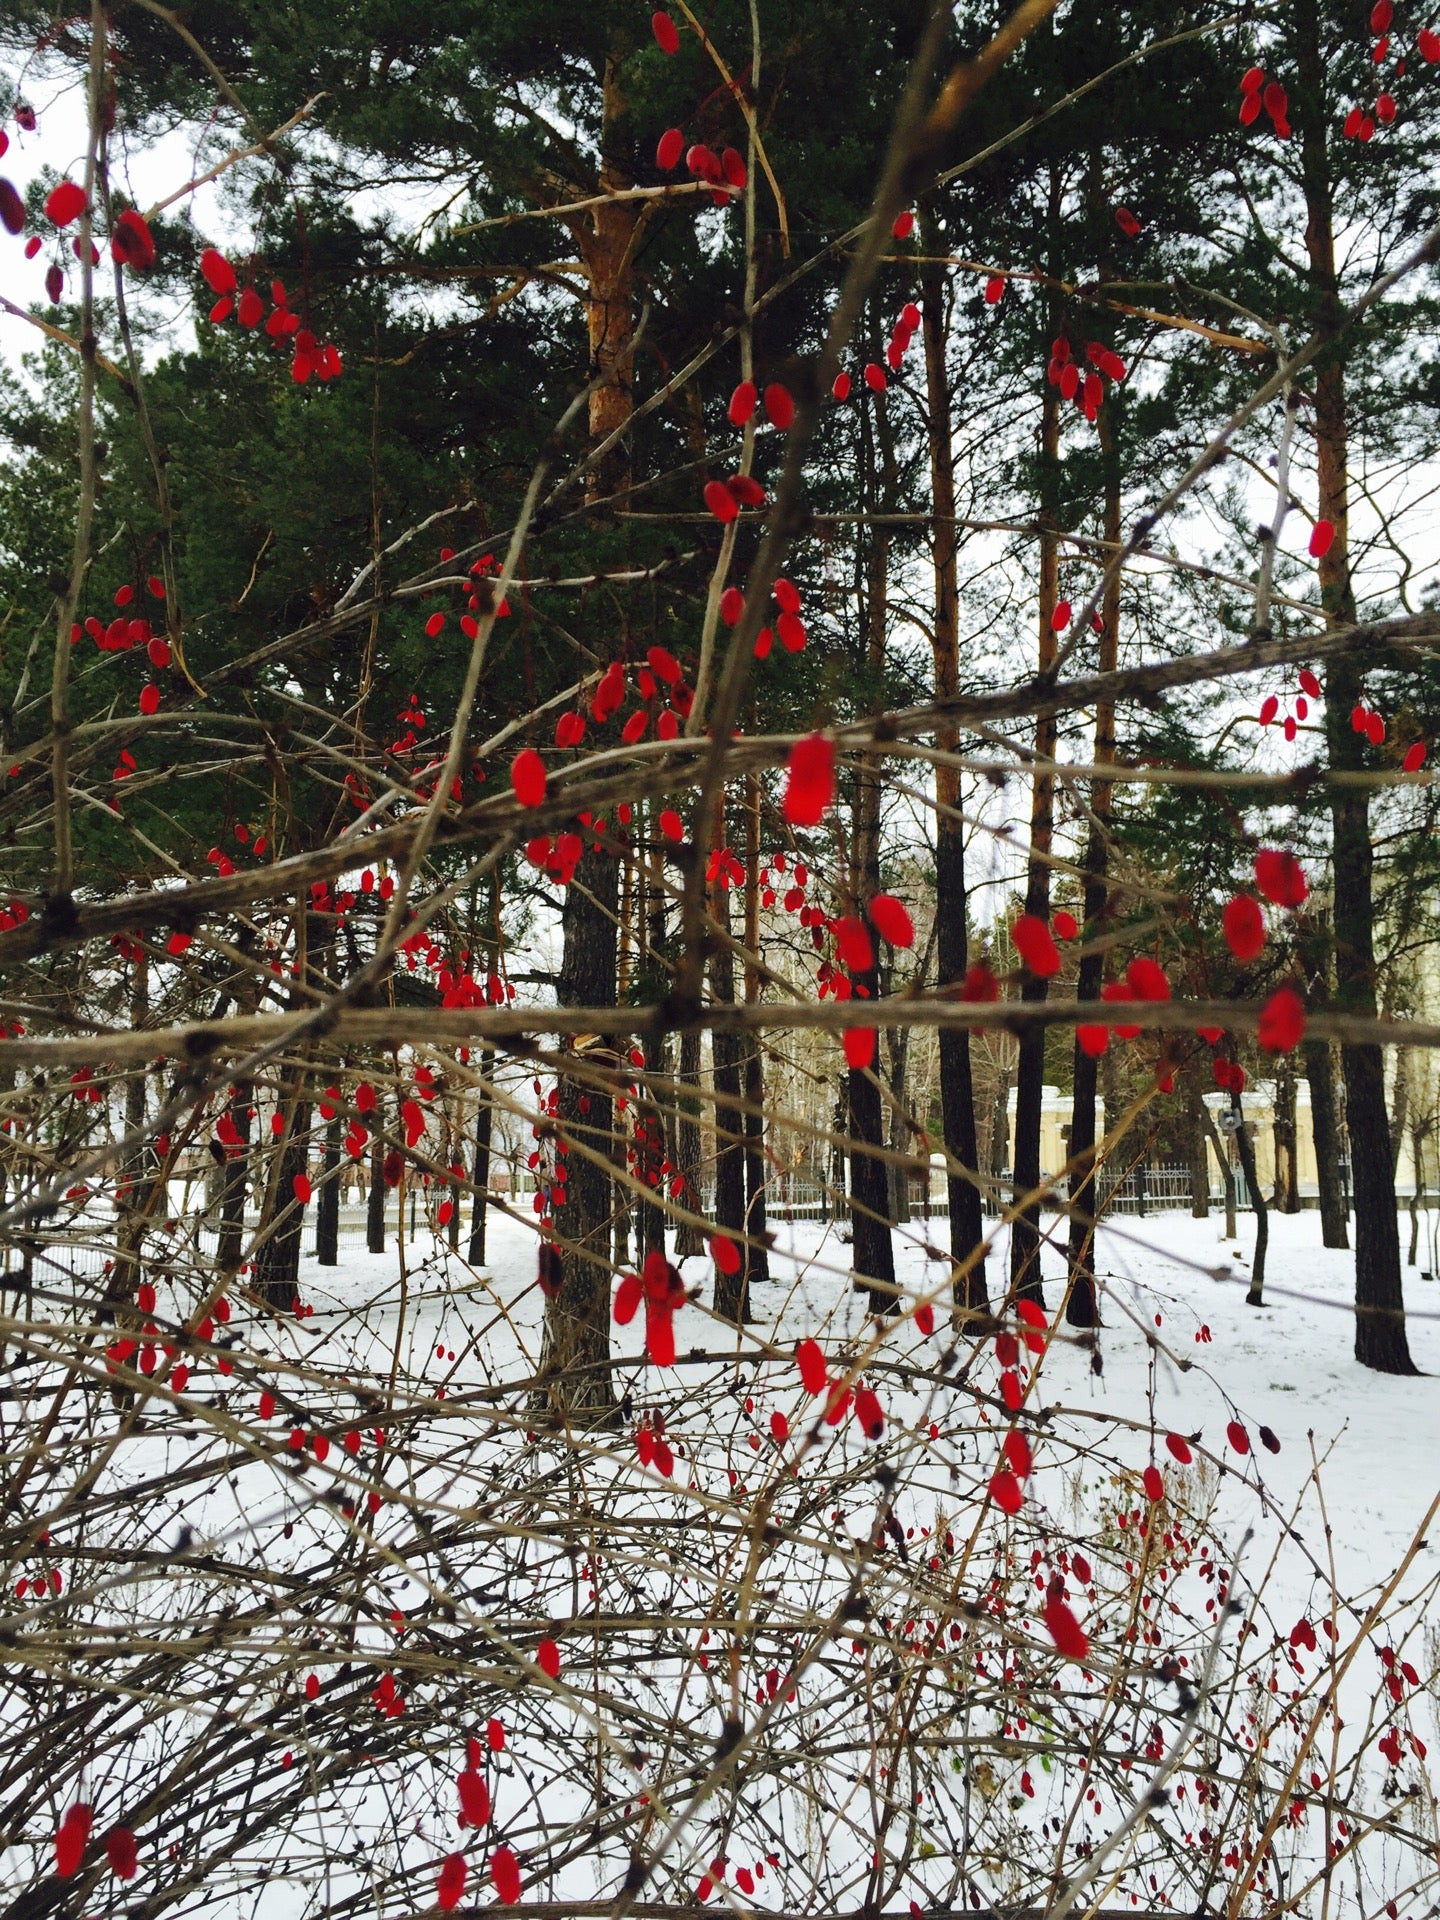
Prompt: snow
<box><xmin>2</xmin><ymin>1198</ymin><xmax>1436</xmax><ymax>1913</ymax></box>
<box><xmin>297</xmin><ymin>1194</ymin><xmax>1440</xmax><ymax>1696</ymax></box>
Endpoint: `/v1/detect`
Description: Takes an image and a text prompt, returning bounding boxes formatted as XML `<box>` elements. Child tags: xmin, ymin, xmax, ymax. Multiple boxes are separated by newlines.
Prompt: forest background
<box><xmin>1</xmin><ymin>0</ymin><xmax>1440</xmax><ymax>1915</ymax></box>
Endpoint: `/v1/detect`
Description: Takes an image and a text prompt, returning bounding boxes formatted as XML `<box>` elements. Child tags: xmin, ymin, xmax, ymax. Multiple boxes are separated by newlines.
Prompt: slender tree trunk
<box><xmin>1296</xmin><ymin>0</ymin><xmax>1414</xmax><ymax>1370</ymax></box>
<box><xmin>1274</xmin><ymin>1058</ymin><xmax>1301</xmax><ymax>1214</ymax></box>
<box><xmin>710</xmin><ymin>825</ymin><xmax>749</xmax><ymax>1324</ymax></box>
<box><xmin>990</xmin><ymin>1070</ymin><xmax>1011</xmax><ymax>1199</ymax></box>
<box><xmin>444</xmin><ymin>1112</ymin><xmax>462</xmax><ymax>1250</ymax></box>
<box><xmin>1231</xmin><ymin>1091</ymin><xmax>1268</xmax><ymax>1307</ymax></box>
<box><xmin>536</xmin><ymin>843</ymin><xmax>620</xmax><ymax>1420</ymax></box>
<box><xmin>533</xmin><ymin>60</ymin><xmax>634</xmax><ymax>1410</ymax></box>
<box><xmin>256</xmin><ymin>1108</ymin><xmax>310</xmax><ymax>1307</ymax></box>
<box><xmin>1305</xmin><ymin>1039</ymin><xmax>1348</xmax><ymax>1247</ymax></box>
<box><xmin>885</xmin><ymin>1031</ymin><xmax>912</xmax><ymax>1226</ymax></box>
<box><xmin>315</xmin><ymin>1110</ymin><xmax>341</xmax><ymax>1266</ymax></box>
<box><xmin>217</xmin><ymin>1078</ymin><xmax>252</xmax><ymax>1275</ymax></box>
<box><xmin>831</xmin><ymin>1080</ymin><xmax>849</xmax><ymax>1222</ymax></box>
<box><xmin>674</xmin><ymin>1027</ymin><xmax>704</xmax><ymax>1257</ymax></box>
<box><xmin>469</xmin><ymin>885</ymin><xmax>501</xmax><ymax>1265</ymax></box>
<box><xmin>633</xmin><ymin>822</ymin><xmax>669</xmax><ymax>1262</ymax></box>
<box><xmin>848</xmin><ymin>990</ymin><xmax>896</xmax><ymax>1315</ymax></box>
<box><xmin>1185</xmin><ymin>1068</ymin><xmax>1210</xmax><ymax>1219</ymax></box>
<box><xmin>740</xmin><ymin>775</ymin><xmax>769</xmax><ymax>1292</ymax></box>
<box><xmin>848</xmin><ymin>362</ymin><xmax>897</xmax><ymax>1314</ymax></box>
<box><xmin>313</xmin><ymin>941</ymin><xmax>342</xmax><ymax>1268</ymax></box>
<box><xmin>1406</xmin><ymin>1123</ymin><xmax>1427</xmax><ymax>1266</ymax></box>
<box><xmin>1065</xmin><ymin>373</ymin><xmax>1120</xmax><ymax>1326</ymax></box>
<box><xmin>367</xmin><ymin>1115</ymin><xmax>386</xmax><ymax>1254</ymax></box>
<box><xmin>1390</xmin><ymin>1045</ymin><xmax>1410</xmax><ymax>1174</ymax></box>
<box><xmin>255</xmin><ymin>907</ymin><xmax>320</xmax><ymax>1308</ymax></box>
<box><xmin>1204</xmin><ymin>1112</ymin><xmax>1238</xmax><ymax>1241</ymax></box>
<box><xmin>612</xmin><ymin>842</ymin><xmax>637</xmax><ymax>1272</ymax></box>
<box><xmin>572</xmin><ymin>53</ymin><xmax>637</xmax><ymax>505</ymax></box>
<box><xmin>1300</xmin><ymin>910</ymin><xmax>1349</xmax><ymax>1246</ymax></box>
<box><xmin>468</xmin><ymin>1051</ymin><xmax>494</xmax><ymax>1265</ymax></box>
<box><xmin>113</xmin><ymin>947</ymin><xmax>151</xmax><ymax>1304</ymax></box>
<box><xmin>1011</xmin><ymin>354</ymin><xmax>1061</xmax><ymax>1307</ymax></box>
<box><xmin>921</xmin><ymin>253</ymin><xmax>987</xmax><ymax>1318</ymax></box>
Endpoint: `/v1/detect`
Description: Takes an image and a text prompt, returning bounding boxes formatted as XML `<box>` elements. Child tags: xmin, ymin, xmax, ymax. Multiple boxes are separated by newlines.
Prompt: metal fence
<box><xmin>711</xmin><ymin>1163</ymin><xmax>1222</xmax><ymax>1224</ymax></box>
<box><xmin>1098</xmin><ymin>1163</ymin><xmax>1208</xmax><ymax>1215</ymax></box>
<box><xmin>721</xmin><ymin>1160</ymin><xmax>1263</xmax><ymax>1224</ymax></box>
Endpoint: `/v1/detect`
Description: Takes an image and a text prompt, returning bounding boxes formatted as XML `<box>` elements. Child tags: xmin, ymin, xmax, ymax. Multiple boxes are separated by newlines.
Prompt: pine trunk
<box><xmin>534</xmin><ymin>57</ymin><xmax>636</xmax><ymax>1413</ymax></box>
<box><xmin>315</xmin><ymin>1111</ymin><xmax>341</xmax><ymax>1266</ymax></box>
<box><xmin>638</xmin><ymin>823</ymin><xmax>670</xmax><ymax>1262</ymax></box>
<box><xmin>990</xmin><ymin>1072</ymin><xmax>1011</xmax><ymax>1197</ymax></box>
<box><xmin>536</xmin><ymin>842</ymin><xmax>620</xmax><ymax>1421</ymax></box>
<box><xmin>1010</xmin><ymin>367</ymin><xmax>1061</xmax><ymax>1307</ymax></box>
<box><xmin>1204</xmin><ymin>1111</ymin><xmax>1238</xmax><ymax>1241</ymax></box>
<box><xmin>1273</xmin><ymin>1060</ymin><xmax>1301</xmax><ymax>1214</ymax></box>
<box><xmin>1185</xmin><ymin>1067</ymin><xmax>1209</xmax><ymax>1219</ymax></box>
<box><xmin>741</xmin><ymin>776</ymin><xmax>770</xmax><ymax>1293</ymax></box>
<box><xmin>367</xmin><ymin>1117</ymin><xmax>386</xmax><ymax>1254</ymax></box>
<box><xmin>674</xmin><ymin>1027</ymin><xmax>704</xmax><ymax>1257</ymax></box>
<box><xmin>217</xmin><ymin>1078</ymin><xmax>252</xmax><ymax>1275</ymax></box>
<box><xmin>710</xmin><ymin>846</ymin><xmax>749</xmax><ymax>1325</ymax></box>
<box><xmin>1065</xmin><ymin>378</ymin><xmax>1120</xmax><ymax>1327</ymax></box>
<box><xmin>468</xmin><ymin>1052</ymin><xmax>494</xmax><ymax>1265</ymax></box>
<box><xmin>848</xmin><ymin>368</ymin><xmax>897</xmax><ymax>1313</ymax></box>
<box><xmin>1232</xmin><ymin>1092</ymin><xmax>1268</xmax><ymax>1307</ymax></box>
<box><xmin>573</xmin><ymin>53</ymin><xmax>637</xmax><ymax>505</ymax></box>
<box><xmin>1305</xmin><ymin>1039</ymin><xmax>1349</xmax><ymax>1248</ymax></box>
<box><xmin>255</xmin><ymin>906</ymin><xmax>320</xmax><ymax>1308</ymax></box>
<box><xmin>920</xmin><ymin>258</ymin><xmax>987</xmax><ymax>1319</ymax></box>
<box><xmin>255</xmin><ymin>1110</ymin><xmax>310</xmax><ymax>1309</ymax></box>
<box><xmin>885</xmin><ymin>1031</ymin><xmax>912</xmax><ymax>1227</ymax></box>
<box><xmin>1295</xmin><ymin>0</ymin><xmax>1414</xmax><ymax>1371</ymax></box>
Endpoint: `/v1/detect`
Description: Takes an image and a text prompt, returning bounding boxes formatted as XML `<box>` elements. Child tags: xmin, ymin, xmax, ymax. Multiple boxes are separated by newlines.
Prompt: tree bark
<box><xmin>1389</xmin><ymin>1045</ymin><xmax>1409</xmax><ymax>1174</ymax></box>
<box><xmin>634</xmin><ymin>818</ymin><xmax>670</xmax><ymax>1263</ymax></box>
<box><xmin>1304</xmin><ymin>1039</ymin><xmax>1348</xmax><ymax>1246</ymax></box>
<box><xmin>1011</xmin><ymin>342</ymin><xmax>1062</xmax><ymax>1307</ymax></box>
<box><xmin>255</xmin><ymin>1102</ymin><xmax>310</xmax><ymax>1307</ymax></box>
<box><xmin>673</xmin><ymin>1026</ymin><xmax>704</xmax><ymax>1257</ymax></box>
<box><xmin>612</xmin><ymin>843</ymin><xmax>636</xmax><ymax>1274</ymax></box>
<box><xmin>1204</xmin><ymin>1111</ymin><xmax>1238</xmax><ymax>1241</ymax></box>
<box><xmin>366</xmin><ymin>1113</ymin><xmax>386</xmax><ymax>1254</ymax></box>
<box><xmin>1065</xmin><ymin>359</ymin><xmax>1120</xmax><ymax>1327</ymax></box>
<box><xmin>315</xmin><ymin>1109</ymin><xmax>341</xmax><ymax>1266</ymax></box>
<box><xmin>572</xmin><ymin>52</ymin><xmax>637</xmax><ymax>507</ymax></box>
<box><xmin>989</xmin><ymin>1070</ymin><xmax>1011</xmax><ymax>1200</ymax></box>
<box><xmin>1407</xmin><ymin>1122</ymin><xmax>1427</xmax><ymax>1266</ymax></box>
<box><xmin>885</xmin><ymin>1030</ymin><xmax>912</xmax><ymax>1227</ymax></box>
<box><xmin>535</xmin><ymin>842</ymin><xmax>620</xmax><ymax>1421</ymax></box>
<box><xmin>468</xmin><ymin>883</ymin><xmax>501</xmax><ymax>1264</ymax></box>
<box><xmin>533</xmin><ymin>54</ymin><xmax>635</xmax><ymax>1413</ymax></box>
<box><xmin>1273</xmin><ymin>1058</ymin><xmax>1301</xmax><ymax>1214</ymax></box>
<box><xmin>710</xmin><ymin>832</ymin><xmax>749</xmax><ymax>1325</ymax></box>
<box><xmin>217</xmin><ymin>1078</ymin><xmax>252</xmax><ymax>1276</ymax></box>
<box><xmin>1232</xmin><ymin>1091</ymin><xmax>1268</xmax><ymax>1308</ymax></box>
<box><xmin>1185</xmin><ymin>1064</ymin><xmax>1210</xmax><ymax>1219</ymax></box>
<box><xmin>920</xmin><ymin>253</ymin><xmax>987</xmax><ymax>1319</ymax></box>
<box><xmin>848</xmin><ymin>348</ymin><xmax>897</xmax><ymax>1314</ymax></box>
<box><xmin>468</xmin><ymin>1051</ymin><xmax>495</xmax><ymax>1265</ymax></box>
<box><xmin>255</xmin><ymin>907</ymin><xmax>321</xmax><ymax>1308</ymax></box>
<box><xmin>1295</xmin><ymin>0</ymin><xmax>1414</xmax><ymax>1370</ymax></box>
<box><xmin>740</xmin><ymin>774</ymin><xmax>770</xmax><ymax>1293</ymax></box>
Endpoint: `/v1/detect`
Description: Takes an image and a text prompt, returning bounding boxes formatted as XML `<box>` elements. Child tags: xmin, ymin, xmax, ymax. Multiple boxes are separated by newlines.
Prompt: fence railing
<box><xmin>713</xmin><ymin>1161</ymin><xmax>1248</xmax><ymax>1225</ymax></box>
<box><xmin>5</xmin><ymin>1151</ymin><xmax>1349</xmax><ymax>1288</ymax></box>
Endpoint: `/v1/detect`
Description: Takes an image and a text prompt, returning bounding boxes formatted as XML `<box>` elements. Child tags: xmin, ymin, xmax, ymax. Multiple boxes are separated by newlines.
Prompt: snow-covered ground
<box><xmin>302</xmin><ymin>1198</ymin><xmax>1440</xmax><ymax>1610</ymax></box>
<box><xmin>4</xmin><ymin>1199</ymin><xmax>1436</xmax><ymax>1914</ymax></box>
